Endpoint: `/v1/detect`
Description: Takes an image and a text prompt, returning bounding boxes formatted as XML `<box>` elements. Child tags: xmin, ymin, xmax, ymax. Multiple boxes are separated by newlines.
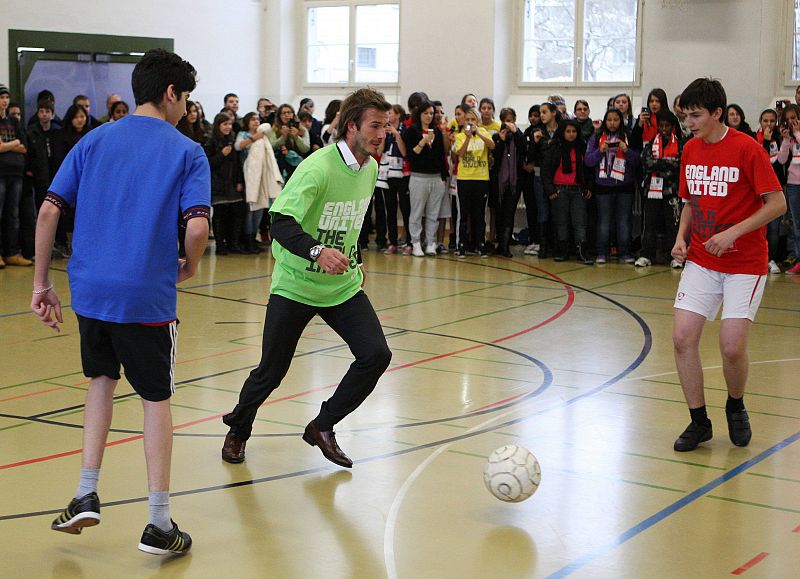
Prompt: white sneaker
<box><xmin>425</xmin><ymin>242</ymin><xmax>438</xmax><ymax>256</ymax></box>
<box><xmin>768</xmin><ymin>260</ymin><xmax>781</xmax><ymax>274</ymax></box>
<box><xmin>634</xmin><ymin>257</ymin><xmax>651</xmax><ymax>267</ymax></box>
<box><xmin>670</xmin><ymin>259</ymin><xmax>683</xmax><ymax>269</ymax></box>
<box><xmin>412</xmin><ymin>242</ymin><xmax>424</xmax><ymax>257</ymax></box>
<box><xmin>523</xmin><ymin>244</ymin><xmax>539</xmax><ymax>255</ymax></box>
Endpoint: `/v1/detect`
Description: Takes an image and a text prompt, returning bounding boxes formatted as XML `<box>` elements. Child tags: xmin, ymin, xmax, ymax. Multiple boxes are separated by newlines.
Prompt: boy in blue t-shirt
<box><xmin>30</xmin><ymin>49</ymin><xmax>210</xmax><ymax>555</ymax></box>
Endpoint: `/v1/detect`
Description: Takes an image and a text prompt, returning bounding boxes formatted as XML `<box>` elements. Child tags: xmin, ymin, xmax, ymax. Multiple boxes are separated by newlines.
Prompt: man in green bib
<box><xmin>222</xmin><ymin>88</ymin><xmax>393</xmax><ymax>468</ymax></box>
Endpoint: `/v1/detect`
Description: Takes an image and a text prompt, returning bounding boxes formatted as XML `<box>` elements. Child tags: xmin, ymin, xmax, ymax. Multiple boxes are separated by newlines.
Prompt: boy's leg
<box><xmin>142</xmin><ymin>398</ymin><xmax>173</xmax><ymax>532</ymax></box>
<box><xmin>673</xmin><ymin>309</ymin><xmax>707</xmax><ymax>408</ymax></box>
<box><xmin>82</xmin><ymin>376</ymin><xmax>118</xmax><ymax>469</ymax></box>
<box><xmin>719</xmin><ymin>318</ymin><xmax>751</xmax><ymax>399</ymax></box>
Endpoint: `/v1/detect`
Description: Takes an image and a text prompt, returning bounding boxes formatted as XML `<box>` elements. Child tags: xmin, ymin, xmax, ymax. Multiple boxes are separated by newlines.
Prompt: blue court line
<box><xmin>547</xmin><ymin>429</ymin><xmax>800</xmax><ymax>578</ymax></box>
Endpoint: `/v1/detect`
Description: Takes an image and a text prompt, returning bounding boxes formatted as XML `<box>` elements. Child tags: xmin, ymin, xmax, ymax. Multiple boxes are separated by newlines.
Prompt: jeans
<box><xmin>408</xmin><ymin>173</ymin><xmax>446</xmax><ymax>245</ymax></box>
<box><xmin>377</xmin><ymin>177</ymin><xmax>410</xmax><ymax>246</ymax></box>
<box><xmin>244</xmin><ymin>207</ymin><xmax>264</xmax><ymax>236</ymax></box>
<box><xmin>552</xmin><ymin>186</ymin><xmax>588</xmax><ymax>244</ymax></box>
<box><xmin>596</xmin><ymin>190</ymin><xmax>634</xmax><ymax>257</ymax></box>
<box><xmin>786</xmin><ymin>184</ymin><xmax>800</xmax><ymax>259</ymax></box>
<box><xmin>640</xmin><ymin>197</ymin><xmax>679</xmax><ymax>261</ymax></box>
<box><xmin>0</xmin><ymin>175</ymin><xmax>23</xmax><ymax>257</ymax></box>
<box><xmin>457</xmin><ymin>179</ymin><xmax>488</xmax><ymax>250</ymax></box>
<box><xmin>223</xmin><ymin>291</ymin><xmax>391</xmax><ymax>438</ymax></box>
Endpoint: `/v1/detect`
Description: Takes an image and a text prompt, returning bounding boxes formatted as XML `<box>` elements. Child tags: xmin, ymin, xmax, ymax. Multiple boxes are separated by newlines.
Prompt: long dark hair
<box><xmin>62</xmin><ymin>104</ymin><xmax>90</xmax><ymax>136</ymax></box>
<box><xmin>554</xmin><ymin>119</ymin><xmax>585</xmax><ymax>181</ymax></box>
<box><xmin>177</xmin><ymin>99</ymin><xmax>205</xmax><ymax>143</ymax></box>
<box><xmin>647</xmin><ymin>88</ymin><xmax>670</xmax><ymax>114</ymax></box>
<box><xmin>412</xmin><ymin>100</ymin><xmax>435</xmax><ymax>130</ymax></box>
<box><xmin>539</xmin><ymin>102</ymin><xmax>562</xmax><ymax>127</ymax></box>
<box><xmin>272</xmin><ymin>104</ymin><xmax>296</xmax><ymax>130</ymax></box>
<box><xmin>211</xmin><ymin>112</ymin><xmax>234</xmax><ymax>143</ymax></box>
<box><xmin>600</xmin><ymin>109</ymin><xmax>628</xmax><ymax>141</ymax></box>
<box><xmin>323</xmin><ymin>100</ymin><xmax>341</xmax><ymax>125</ymax></box>
<box><xmin>725</xmin><ymin>104</ymin><xmax>753</xmax><ymax>134</ymax></box>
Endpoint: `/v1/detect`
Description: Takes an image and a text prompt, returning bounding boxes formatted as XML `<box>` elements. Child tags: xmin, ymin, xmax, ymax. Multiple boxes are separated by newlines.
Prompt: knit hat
<box><xmin>0</xmin><ymin>84</ymin><xmax>9</xmax><ymax>96</ymax></box>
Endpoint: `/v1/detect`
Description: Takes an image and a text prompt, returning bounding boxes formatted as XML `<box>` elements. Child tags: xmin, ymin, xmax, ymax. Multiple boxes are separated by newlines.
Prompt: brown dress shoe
<box><xmin>302</xmin><ymin>421</ymin><xmax>353</xmax><ymax>468</ymax></box>
<box><xmin>222</xmin><ymin>431</ymin><xmax>246</xmax><ymax>463</ymax></box>
<box><xmin>5</xmin><ymin>254</ymin><xmax>32</xmax><ymax>267</ymax></box>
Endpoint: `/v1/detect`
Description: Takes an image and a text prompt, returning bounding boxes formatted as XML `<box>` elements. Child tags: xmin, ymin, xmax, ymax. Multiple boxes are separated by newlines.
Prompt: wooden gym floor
<box><xmin>1</xmin><ymin>246</ymin><xmax>799</xmax><ymax>578</ymax></box>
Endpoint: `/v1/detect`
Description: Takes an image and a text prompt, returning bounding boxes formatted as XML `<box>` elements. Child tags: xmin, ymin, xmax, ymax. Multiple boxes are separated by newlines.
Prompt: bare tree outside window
<box><xmin>522</xmin><ymin>0</ymin><xmax>639</xmax><ymax>84</ymax></box>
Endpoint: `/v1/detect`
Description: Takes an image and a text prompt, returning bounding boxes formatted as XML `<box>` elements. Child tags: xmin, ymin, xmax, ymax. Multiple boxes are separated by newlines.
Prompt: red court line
<box><xmin>793</xmin><ymin>524</ymin><xmax>800</xmax><ymax>533</ymax></box>
<box><xmin>473</xmin><ymin>391</ymin><xmax>529</xmax><ymax>412</ymax></box>
<box><xmin>0</xmin><ymin>387</ymin><xmax>64</xmax><ymax>404</ymax></box>
<box><xmin>731</xmin><ymin>552</ymin><xmax>769</xmax><ymax>575</ymax></box>
<box><xmin>0</xmin><ymin>265</ymin><xmax>576</xmax><ymax>471</ymax></box>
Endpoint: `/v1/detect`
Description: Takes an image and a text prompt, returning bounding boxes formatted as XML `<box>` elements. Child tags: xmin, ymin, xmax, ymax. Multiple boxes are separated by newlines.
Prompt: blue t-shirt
<box><xmin>49</xmin><ymin>115</ymin><xmax>211</xmax><ymax>323</ymax></box>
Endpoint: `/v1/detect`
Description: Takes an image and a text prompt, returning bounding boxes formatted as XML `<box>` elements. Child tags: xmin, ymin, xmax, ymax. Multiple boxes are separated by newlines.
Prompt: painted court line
<box><xmin>0</xmin><ymin>387</ymin><xmax>64</xmax><ymax>404</ymax></box>
<box><xmin>731</xmin><ymin>552</ymin><xmax>769</xmax><ymax>575</ymax></box>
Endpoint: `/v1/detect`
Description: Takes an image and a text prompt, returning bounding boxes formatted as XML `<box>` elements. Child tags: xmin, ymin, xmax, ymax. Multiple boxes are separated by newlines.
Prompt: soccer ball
<box><xmin>483</xmin><ymin>445</ymin><xmax>541</xmax><ymax>503</ymax></box>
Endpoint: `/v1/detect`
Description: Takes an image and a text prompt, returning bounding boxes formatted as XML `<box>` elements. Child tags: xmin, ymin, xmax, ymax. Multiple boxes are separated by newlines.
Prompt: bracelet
<box><xmin>32</xmin><ymin>284</ymin><xmax>53</xmax><ymax>295</ymax></box>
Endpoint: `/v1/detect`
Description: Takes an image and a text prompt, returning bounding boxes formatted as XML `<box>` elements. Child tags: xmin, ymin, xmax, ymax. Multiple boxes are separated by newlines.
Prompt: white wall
<box><xmin>1</xmin><ymin>0</ymin><xmax>263</xmax><ymax>114</ymax></box>
<box><xmin>2</xmin><ymin>0</ymin><xmax>794</xmax><ymax>124</ymax></box>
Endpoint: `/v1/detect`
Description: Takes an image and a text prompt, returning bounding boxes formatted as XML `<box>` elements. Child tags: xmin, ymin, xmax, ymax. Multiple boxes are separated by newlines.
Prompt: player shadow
<box><xmin>302</xmin><ymin>470</ymin><xmax>384</xmax><ymax>577</ymax></box>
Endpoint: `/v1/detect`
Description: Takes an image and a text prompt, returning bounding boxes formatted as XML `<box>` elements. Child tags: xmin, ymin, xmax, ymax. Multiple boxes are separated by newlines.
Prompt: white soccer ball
<box><xmin>483</xmin><ymin>445</ymin><xmax>541</xmax><ymax>503</ymax></box>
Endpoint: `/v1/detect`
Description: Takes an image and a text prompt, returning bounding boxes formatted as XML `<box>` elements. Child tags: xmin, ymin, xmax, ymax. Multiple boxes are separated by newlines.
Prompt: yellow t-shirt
<box><xmin>481</xmin><ymin>119</ymin><xmax>501</xmax><ymax>134</ymax></box>
<box><xmin>454</xmin><ymin>129</ymin><xmax>491</xmax><ymax>181</ymax></box>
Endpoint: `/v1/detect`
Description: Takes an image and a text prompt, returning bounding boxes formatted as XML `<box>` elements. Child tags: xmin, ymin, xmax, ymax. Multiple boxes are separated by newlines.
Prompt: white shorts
<box><xmin>673</xmin><ymin>261</ymin><xmax>766</xmax><ymax>321</ymax></box>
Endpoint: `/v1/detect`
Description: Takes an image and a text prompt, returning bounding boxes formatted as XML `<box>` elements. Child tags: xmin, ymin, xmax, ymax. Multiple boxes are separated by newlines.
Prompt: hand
<box><xmin>280</xmin><ymin>145</ymin><xmax>289</xmax><ymax>155</ymax></box>
<box><xmin>763</xmin><ymin>127</ymin><xmax>772</xmax><ymax>140</ymax></box>
<box><xmin>671</xmin><ymin>238</ymin><xmax>688</xmax><ymax>264</ymax></box>
<box><xmin>638</xmin><ymin>111</ymin><xmax>649</xmax><ymax>126</ymax></box>
<box><xmin>251</xmin><ymin>131</ymin><xmax>264</xmax><ymax>141</ymax></box>
<box><xmin>548</xmin><ymin>193</ymin><xmax>558</xmax><ymax>200</ymax></box>
<box><xmin>386</xmin><ymin>123</ymin><xmax>398</xmax><ymax>136</ymax></box>
<box><xmin>523</xmin><ymin>162</ymin><xmax>535</xmax><ymax>173</ymax></box>
<box><xmin>236</xmin><ymin>183</ymin><xmax>243</xmax><ymax>192</ymax></box>
<box><xmin>599</xmin><ymin>141</ymin><xmax>609</xmax><ymax>153</ymax></box>
<box><xmin>290</xmin><ymin>126</ymin><xmax>300</xmax><ymax>137</ymax></box>
<box><xmin>583</xmin><ymin>190</ymin><xmax>592</xmax><ymax>199</ymax></box>
<box><xmin>280</xmin><ymin>125</ymin><xmax>290</xmax><ymax>136</ymax></box>
<box><xmin>316</xmin><ymin>248</ymin><xmax>350</xmax><ymax>275</ymax></box>
<box><xmin>618</xmin><ymin>141</ymin><xmax>628</xmax><ymax>153</ymax></box>
<box><xmin>505</xmin><ymin>121</ymin><xmax>516</xmax><ymax>133</ymax></box>
<box><xmin>331</xmin><ymin>112</ymin><xmax>340</xmax><ymax>128</ymax></box>
<box><xmin>31</xmin><ymin>288</ymin><xmax>63</xmax><ymax>333</ymax></box>
<box><xmin>703</xmin><ymin>229</ymin><xmax>737</xmax><ymax>257</ymax></box>
<box><xmin>533</xmin><ymin>129</ymin><xmax>543</xmax><ymax>143</ymax></box>
<box><xmin>791</xmin><ymin>118</ymin><xmax>800</xmax><ymax>133</ymax></box>
<box><xmin>498</xmin><ymin>129</ymin><xmax>507</xmax><ymax>141</ymax></box>
<box><xmin>780</xmin><ymin>126</ymin><xmax>790</xmax><ymax>140</ymax></box>
<box><xmin>177</xmin><ymin>258</ymin><xmax>196</xmax><ymax>283</ymax></box>
<box><xmin>425</xmin><ymin>131</ymin><xmax>435</xmax><ymax>145</ymax></box>
<box><xmin>592</xmin><ymin>119</ymin><xmax>602</xmax><ymax>130</ymax></box>
<box><xmin>222</xmin><ymin>145</ymin><xmax>233</xmax><ymax>156</ymax></box>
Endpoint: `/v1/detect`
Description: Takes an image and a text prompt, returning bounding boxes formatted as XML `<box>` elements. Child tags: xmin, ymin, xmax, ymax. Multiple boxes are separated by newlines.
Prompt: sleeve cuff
<box><xmin>183</xmin><ymin>205</ymin><xmax>211</xmax><ymax>222</ymax></box>
<box><xmin>44</xmin><ymin>192</ymin><xmax>68</xmax><ymax>213</ymax></box>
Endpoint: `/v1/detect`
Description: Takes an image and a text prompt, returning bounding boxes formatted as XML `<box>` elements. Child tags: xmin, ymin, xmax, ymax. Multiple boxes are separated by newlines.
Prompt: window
<box><xmin>793</xmin><ymin>0</ymin><xmax>800</xmax><ymax>81</ymax></box>
<box><xmin>306</xmin><ymin>2</ymin><xmax>399</xmax><ymax>85</ymax></box>
<box><xmin>521</xmin><ymin>0</ymin><xmax>640</xmax><ymax>85</ymax></box>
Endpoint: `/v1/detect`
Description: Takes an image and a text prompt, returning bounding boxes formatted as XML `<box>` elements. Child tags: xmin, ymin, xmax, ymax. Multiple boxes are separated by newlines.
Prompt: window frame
<box><xmin>516</xmin><ymin>0</ymin><xmax>644</xmax><ymax>89</ymax></box>
<box><xmin>786</xmin><ymin>0</ymin><xmax>800</xmax><ymax>87</ymax></box>
<box><xmin>303</xmin><ymin>0</ymin><xmax>401</xmax><ymax>89</ymax></box>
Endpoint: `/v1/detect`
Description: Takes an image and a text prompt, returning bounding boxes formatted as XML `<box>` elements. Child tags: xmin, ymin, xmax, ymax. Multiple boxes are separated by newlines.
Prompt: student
<box><xmin>585</xmin><ymin>108</ymin><xmax>640</xmax><ymax>263</ymax></box>
<box><xmin>637</xmin><ymin>111</ymin><xmax>683</xmax><ymax>268</ymax></box>
<box><xmin>206</xmin><ymin>112</ymin><xmax>246</xmax><ymax>254</ymax></box>
<box><xmin>31</xmin><ymin>48</ymin><xmax>210</xmax><ymax>553</ymax></box>
<box><xmin>573</xmin><ymin>99</ymin><xmax>595</xmax><ymax>142</ymax></box>
<box><xmin>777</xmin><ymin>103</ymin><xmax>800</xmax><ymax>275</ymax></box>
<box><xmin>479</xmin><ymin>97</ymin><xmax>501</xmax><ymax>250</ymax></box>
<box><xmin>377</xmin><ymin>104</ymin><xmax>410</xmax><ymax>254</ymax></box>
<box><xmin>454</xmin><ymin>107</ymin><xmax>494</xmax><ymax>257</ymax></box>
<box><xmin>670</xmin><ymin>78</ymin><xmax>785</xmax><ymax>452</ymax></box>
<box><xmin>493</xmin><ymin>107</ymin><xmax>525</xmax><ymax>257</ymax></box>
<box><xmin>525</xmin><ymin>102</ymin><xmax>562</xmax><ymax>258</ymax></box>
<box><xmin>632</xmin><ymin>88</ymin><xmax>669</xmax><ymax>149</ymax></box>
<box><xmin>756</xmin><ymin>108</ymin><xmax>786</xmax><ymax>273</ymax></box>
<box><xmin>0</xmin><ymin>83</ymin><xmax>30</xmax><ymax>268</ymax></box>
<box><xmin>542</xmin><ymin>119</ymin><xmax>592</xmax><ymax>264</ymax></box>
<box><xmin>221</xmin><ymin>88</ymin><xmax>393</xmax><ymax>468</ymax></box>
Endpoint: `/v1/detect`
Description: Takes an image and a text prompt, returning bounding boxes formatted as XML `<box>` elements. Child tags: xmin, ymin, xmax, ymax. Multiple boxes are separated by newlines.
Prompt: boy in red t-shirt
<box><xmin>671</xmin><ymin>78</ymin><xmax>786</xmax><ymax>452</ymax></box>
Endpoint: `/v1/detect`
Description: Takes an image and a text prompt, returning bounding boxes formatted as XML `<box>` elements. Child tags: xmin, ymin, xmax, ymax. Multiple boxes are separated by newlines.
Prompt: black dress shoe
<box><xmin>222</xmin><ymin>431</ymin><xmax>246</xmax><ymax>463</ymax></box>
<box><xmin>302</xmin><ymin>422</ymin><xmax>353</xmax><ymax>468</ymax></box>
<box><xmin>674</xmin><ymin>420</ymin><xmax>713</xmax><ymax>452</ymax></box>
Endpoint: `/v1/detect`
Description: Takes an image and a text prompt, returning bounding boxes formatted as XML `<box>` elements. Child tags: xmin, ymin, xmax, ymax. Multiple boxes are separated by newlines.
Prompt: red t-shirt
<box><xmin>553</xmin><ymin>149</ymin><xmax>578</xmax><ymax>186</ymax></box>
<box><xmin>679</xmin><ymin>128</ymin><xmax>781</xmax><ymax>275</ymax></box>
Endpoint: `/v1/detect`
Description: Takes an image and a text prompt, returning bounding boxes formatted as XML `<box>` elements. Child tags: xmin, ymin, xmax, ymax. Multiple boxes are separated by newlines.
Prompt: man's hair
<box><xmin>73</xmin><ymin>94</ymin><xmax>89</xmax><ymax>105</ymax></box>
<box><xmin>37</xmin><ymin>98</ymin><xmax>54</xmax><ymax>113</ymax></box>
<box><xmin>131</xmin><ymin>49</ymin><xmax>197</xmax><ymax>106</ymax></box>
<box><xmin>224</xmin><ymin>92</ymin><xmax>238</xmax><ymax>104</ymax></box>
<box><xmin>334</xmin><ymin>87</ymin><xmax>391</xmax><ymax>143</ymax></box>
<box><xmin>679</xmin><ymin>78</ymin><xmax>726</xmax><ymax>119</ymax></box>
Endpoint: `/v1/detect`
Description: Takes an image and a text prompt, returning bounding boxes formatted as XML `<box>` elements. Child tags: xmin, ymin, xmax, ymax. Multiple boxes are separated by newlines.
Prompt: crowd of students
<box><xmin>3</xmin><ymin>83</ymin><xmax>800</xmax><ymax>274</ymax></box>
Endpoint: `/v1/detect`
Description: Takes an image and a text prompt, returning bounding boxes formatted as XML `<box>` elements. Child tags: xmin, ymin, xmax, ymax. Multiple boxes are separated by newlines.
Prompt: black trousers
<box><xmin>640</xmin><ymin>197</ymin><xmax>679</xmax><ymax>262</ymax></box>
<box><xmin>223</xmin><ymin>291</ymin><xmax>392</xmax><ymax>439</ymax></box>
<box><xmin>457</xmin><ymin>179</ymin><xmax>488</xmax><ymax>250</ymax></box>
<box><xmin>379</xmin><ymin>177</ymin><xmax>411</xmax><ymax>246</ymax></box>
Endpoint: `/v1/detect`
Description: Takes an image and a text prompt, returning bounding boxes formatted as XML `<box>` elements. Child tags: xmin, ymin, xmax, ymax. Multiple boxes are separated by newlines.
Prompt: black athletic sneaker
<box><xmin>726</xmin><ymin>408</ymin><xmax>752</xmax><ymax>447</ymax></box>
<box><xmin>51</xmin><ymin>492</ymin><xmax>100</xmax><ymax>534</ymax></box>
<box><xmin>673</xmin><ymin>421</ymin><xmax>713</xmax><ymax>452</ymax></box>
<box><xmin>138</xmin><ymin>520</ymin><xmax>192</xmax><ymax>555</ymax></box>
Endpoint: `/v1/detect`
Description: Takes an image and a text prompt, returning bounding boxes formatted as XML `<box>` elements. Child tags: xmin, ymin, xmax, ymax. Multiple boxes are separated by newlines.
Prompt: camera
<box><xmin>465</xmin><ymin>123</ymin><xmax>474</xmax><ymax>133</ymax></box>
<box><xmin>607</xmin><ymin>141</ymin><xmax>619</xmax><ymax>149</ymax></box>
<box><xmin>287</xmin><ymin>119</ymin><xmax>299</xmax><ymax>129</ymax></box>
<box><xmin>641</xmin><ymin>107</ymin><xmax>650</xmax><ymax>114</ymax></box>
<box><xmin>776</xmin><ymin>100</ymin><xmax>785</xmax><ymax>113</ymax></box>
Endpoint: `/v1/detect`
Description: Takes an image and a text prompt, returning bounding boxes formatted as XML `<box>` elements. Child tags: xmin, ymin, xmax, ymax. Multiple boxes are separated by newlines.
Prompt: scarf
<box><xmin>598</xmin><ymin>132</ymin><xmax>626</xmax><ymax>181</ymax></box>
<box><xmin>641</xmin><ymin>113</ymin><xmax>658</xmax><ymax>143</ymax></box>
<box><xmin>651</xmin><ymin>131</ymin><xmax>678</xmax><ymax>160</ymax></box>
<box><xmin>756</xmin><ymin>130</ymin><xmax>779</xmax><ymax>164</ymax></box>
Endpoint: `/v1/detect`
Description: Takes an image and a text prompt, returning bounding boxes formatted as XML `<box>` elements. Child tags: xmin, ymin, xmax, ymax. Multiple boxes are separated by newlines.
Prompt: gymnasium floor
<box><xmin>1</xmin><ymin>246</ymin><xmax>798</xmax><ymax>578</ymax></box>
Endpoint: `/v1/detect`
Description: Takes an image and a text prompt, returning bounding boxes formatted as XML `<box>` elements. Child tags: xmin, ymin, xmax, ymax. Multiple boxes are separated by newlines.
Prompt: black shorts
<box><xmin>76</xmin><ymin>315</ymin><xmax>177</xmax><ymax>402</ymax></box>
